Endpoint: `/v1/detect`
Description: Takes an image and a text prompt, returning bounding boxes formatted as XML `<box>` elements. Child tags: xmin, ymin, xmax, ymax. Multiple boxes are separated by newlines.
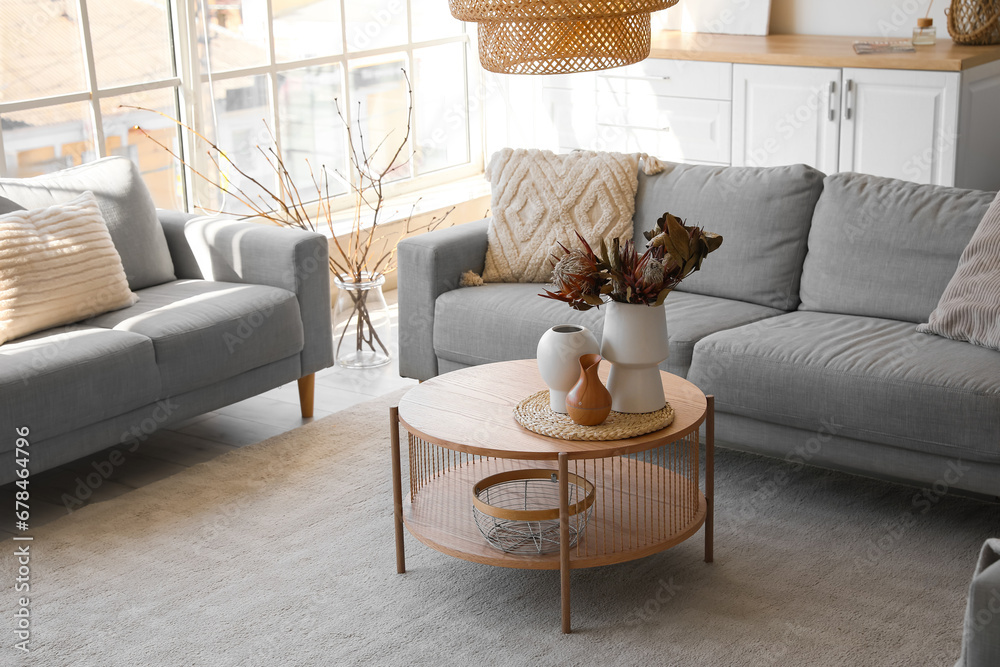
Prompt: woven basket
<box><xmin>453</xmin><ymin>0</ymin><xmax>679</xmax><ymax>74</ymax></box>
<box><xmin>947</xmin><ymin>0</ymin><xmax>1000</xmax><ymax>45</ymax></box>
<box><xmin>450</xmin><ymin>0</ymin><xmax>678</xmax><ymax>21</ymax></box>
<box><xmin>478</xmin><ymin>13</ymin><xmax>653</xmax><ymax>75</ymax></box>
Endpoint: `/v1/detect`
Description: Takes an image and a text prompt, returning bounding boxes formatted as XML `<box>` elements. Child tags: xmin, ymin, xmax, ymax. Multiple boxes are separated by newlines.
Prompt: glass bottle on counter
<box><xmin>913</xmin><ymin>17</ymin><xmax>937</xmax><ymax>46</ymax></box>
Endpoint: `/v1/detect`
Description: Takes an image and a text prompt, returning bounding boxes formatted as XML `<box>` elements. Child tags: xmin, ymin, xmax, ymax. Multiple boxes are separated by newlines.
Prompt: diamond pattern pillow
<box><xmin>481</xmin><ymin>149</ymin><xmax>659</xmax><ymax>283</ymax></box>
<box><xmin>918</xmin><ymin>190</ymin><xmax>1000</xmax><ymax>350</ymax></box>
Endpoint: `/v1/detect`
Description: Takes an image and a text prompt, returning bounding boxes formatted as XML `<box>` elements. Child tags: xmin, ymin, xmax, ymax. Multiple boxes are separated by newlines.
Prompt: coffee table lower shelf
<box><xmin>402</xmin><ymin>457</ymin><xmax>707</xmax><ymax>571</ymax></box>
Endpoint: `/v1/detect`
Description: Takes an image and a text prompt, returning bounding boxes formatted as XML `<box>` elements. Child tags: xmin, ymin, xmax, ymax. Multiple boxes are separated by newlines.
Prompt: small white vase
<box><xmin>536</xmin><ymin>325</ymin><xmax>600</xmax><ymax>413</ymax></box>
<box><xmin>600</xmin><ymin>301</ymin><xmax>669</xmax><ymax>413</ymax></box>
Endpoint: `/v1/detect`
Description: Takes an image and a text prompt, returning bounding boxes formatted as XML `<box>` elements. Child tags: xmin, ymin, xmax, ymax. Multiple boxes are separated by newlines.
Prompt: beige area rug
<box><xmin>3</xmin><ymin>390</ymin><xmax>998</xmax><ymax>666</ymax></box>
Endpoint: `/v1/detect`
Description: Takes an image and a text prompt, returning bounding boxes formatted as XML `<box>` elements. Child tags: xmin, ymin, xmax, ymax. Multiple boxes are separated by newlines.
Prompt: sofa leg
<box><xmin>297</xmin><ymin>374</ymin><xmax>315</xmax><ymax>418</ymax></box>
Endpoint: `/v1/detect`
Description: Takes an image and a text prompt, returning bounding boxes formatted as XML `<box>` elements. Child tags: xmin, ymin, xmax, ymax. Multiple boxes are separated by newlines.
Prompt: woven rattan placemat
<box><xmin>513</xmin><ymin>390</ymin><xmax>675</xmax><ymax>441</ymax></box>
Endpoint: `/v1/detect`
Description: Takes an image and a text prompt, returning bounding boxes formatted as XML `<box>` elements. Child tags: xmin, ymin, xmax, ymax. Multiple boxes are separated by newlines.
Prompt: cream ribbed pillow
<box><xmin>917</xmin><ymin>190</ymin><xmax>1000</xmax><ymax>351</ymax></box>
<box><xmin>0</xmin><ymin>191</ymin><xmax>139</xmax><ymax>345</ymax></box>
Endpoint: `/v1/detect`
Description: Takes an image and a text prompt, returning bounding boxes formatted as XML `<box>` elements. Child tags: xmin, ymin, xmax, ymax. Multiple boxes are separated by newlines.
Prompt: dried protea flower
<box><xmin>641</xmin><ymin>257</ymin><xmax>664</xmax><ymax>290</ymax></box>
<box><xmin>611</xmin><ymin>277</ymin><xmax>627</xmax><ymax>301</ymax></box>
<box><xmin>551</xmin><ymin>249</ymin><xmax>600</xmax><ymax>297</ymax></box>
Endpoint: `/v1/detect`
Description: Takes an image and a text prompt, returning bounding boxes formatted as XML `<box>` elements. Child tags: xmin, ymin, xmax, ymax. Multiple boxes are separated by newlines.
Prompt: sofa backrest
<box><xmin>633</xmin><ymin>162</ymin><xmax>825</xmax><ymax>311</ymax></box>
<box><xmin>799</xmin><ymin>172</ymin><xmax>996</xmax><ymax>324</ymax></box>
<box><xmin>0</xmin><ymin>157</ymin><xmax>176</xmax><ymax>291</ymax></box>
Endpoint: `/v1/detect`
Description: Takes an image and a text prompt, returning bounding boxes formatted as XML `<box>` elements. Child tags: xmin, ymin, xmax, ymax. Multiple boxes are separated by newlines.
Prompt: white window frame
<box><xmin>0</xmin><ymin>0</ymin><xmax>483</xmax><ymax>216</ymax></box>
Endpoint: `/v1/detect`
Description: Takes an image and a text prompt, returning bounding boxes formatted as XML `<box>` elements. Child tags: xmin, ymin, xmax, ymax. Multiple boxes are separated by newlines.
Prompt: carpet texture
<box><xmin>3</xmin><ymin>389</ymin><xmax>998</xmax><ymax>666</ymax></box>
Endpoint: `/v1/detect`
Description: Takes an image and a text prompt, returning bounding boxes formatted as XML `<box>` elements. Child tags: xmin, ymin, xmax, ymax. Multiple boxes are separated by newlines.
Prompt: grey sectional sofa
<box><xmin>397</xmin><ymin>162</ymin><xmax>1000</xmax><ymax>497</ymax></box>
<box><xmin>0</xmin><ymin>157</ymin><xmax>332</xmax><ymax>484</ymax></box>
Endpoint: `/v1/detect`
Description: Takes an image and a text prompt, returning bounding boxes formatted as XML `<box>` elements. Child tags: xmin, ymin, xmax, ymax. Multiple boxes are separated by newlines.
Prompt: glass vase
<box><xmin>333</xmin><ymin>272</ymin><xmax>392</xmax><ymax>369</ymax></box>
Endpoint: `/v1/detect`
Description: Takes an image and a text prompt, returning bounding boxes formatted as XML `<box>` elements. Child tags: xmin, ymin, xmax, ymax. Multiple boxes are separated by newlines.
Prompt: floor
<box><xmin>0</xmin><ymin>292</ymin><xmax>416</xmax><ymax>538</ymax></box>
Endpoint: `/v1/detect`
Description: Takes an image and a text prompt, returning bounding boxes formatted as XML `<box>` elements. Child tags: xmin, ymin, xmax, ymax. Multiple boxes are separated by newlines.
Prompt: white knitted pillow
<box><xmin>481</xmin><ymin>149</ymin><xmax>663</xmax><ymax>283</ymax></box>
<box><xmin>0</xmin><ymin>191</ymin><xmax>138</xmax><ymax>345</ymax></box>
<box><xmin>917</xmin><ymin>190</ymin><xmax>1000</xmax><ymax>351</ymax></box>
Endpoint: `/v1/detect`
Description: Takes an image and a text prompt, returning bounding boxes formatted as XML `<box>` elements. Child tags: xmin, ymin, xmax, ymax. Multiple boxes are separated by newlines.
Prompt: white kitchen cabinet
<box><xmin>594</xmin><ymin>59</ymin><xmax>733</xmax><ymax>164</ymax></box>
<box><xmin>732</xmin><ymin>64</ymin><xmax>842</xmax><ymax>174</ymax></box>
<box><xmin>838</xmin><ymin>68</ymin><xmax>959</xmax><ymax>185</ymax></box>
<box><xmin>534</xmin><ymin>73</ymin><xmax>598</xmax><ymax>153</ymax></box>
<box><xmin>492</xmin><ymin>36</ymin><xmax>1000</xmax><ymax>189</ymax></box>
<box><xmin>733</xmin><ymin>64</ymin><xmax>972</xmax><ymax>186</ymax></box>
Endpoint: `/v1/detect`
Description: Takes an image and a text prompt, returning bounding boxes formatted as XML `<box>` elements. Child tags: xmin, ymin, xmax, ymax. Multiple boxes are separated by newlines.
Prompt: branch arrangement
<box><xmin>125</xmin><ymin>68</ymin><xmax>452</xmax><ymax>362</ymax></box>
<box><xmin>123</xmin><ymin>68</ymin><xmax>450</xmax><ymax>283</ymax></box>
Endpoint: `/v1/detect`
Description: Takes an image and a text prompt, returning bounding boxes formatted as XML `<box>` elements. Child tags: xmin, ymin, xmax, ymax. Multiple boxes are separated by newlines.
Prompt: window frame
<box><xmin>0</xmin><ymin>0</ymin><xmax>483</xmax><ymax>217</ymax></box>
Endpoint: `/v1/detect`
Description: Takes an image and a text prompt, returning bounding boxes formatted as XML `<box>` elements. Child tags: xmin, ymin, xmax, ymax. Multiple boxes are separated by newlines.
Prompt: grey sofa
<box><xmin>0</xmin><ymin>157</ymin><xmax>332</xmax><ymax>484</ymax></box>
<box><xmin>397</xmin><ymin>162</ymin><xmax>1000</xmax><ymax>497</ymax></box>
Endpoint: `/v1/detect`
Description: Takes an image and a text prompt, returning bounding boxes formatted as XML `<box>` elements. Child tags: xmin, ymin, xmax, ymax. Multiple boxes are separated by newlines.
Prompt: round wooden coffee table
<box><xmin>389</xmin><ymin>359</ymin><xmax>713</xmax><ymax>633</ymax></box>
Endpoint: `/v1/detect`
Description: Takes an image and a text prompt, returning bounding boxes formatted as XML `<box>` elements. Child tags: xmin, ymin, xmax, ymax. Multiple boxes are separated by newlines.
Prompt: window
<box><xmin>0</xmin><ymin>0</ymin><xmax>479</xmax><ymax>215</ymax></box>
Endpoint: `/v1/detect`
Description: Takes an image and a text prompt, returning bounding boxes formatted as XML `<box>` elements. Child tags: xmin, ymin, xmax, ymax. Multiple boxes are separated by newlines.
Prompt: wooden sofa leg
<box><xmin>297</xmin><ymin>374</ymin><xmax>315</xmax><ymax>418</ymax></box>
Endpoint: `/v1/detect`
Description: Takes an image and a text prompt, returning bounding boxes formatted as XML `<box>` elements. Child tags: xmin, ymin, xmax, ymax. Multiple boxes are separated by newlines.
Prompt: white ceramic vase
<box><xmin>536</xmin><ymin>325</ymin><xmax>600</xmax><ymax>413</ymax></box>
<box><xmin>600</xmin><ymin>301</ymin><xmax>669</xmax><ymax>413</ymax></box>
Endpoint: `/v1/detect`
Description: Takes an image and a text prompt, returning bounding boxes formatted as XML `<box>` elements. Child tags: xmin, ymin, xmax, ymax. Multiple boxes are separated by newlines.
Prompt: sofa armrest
<box><xmin>158</xmin><ymin>209</ymin><xmax>204</xmax><ymax>279</ymax></box>
<box><xmin>158</xmin><ymin>210</ymin><xmax>333</xmax><ymax>376</ymax></box>
<box><xmin>396</xmin><ymin>219</ymin><xmax>490</xmax><ymax>381</ymax></box>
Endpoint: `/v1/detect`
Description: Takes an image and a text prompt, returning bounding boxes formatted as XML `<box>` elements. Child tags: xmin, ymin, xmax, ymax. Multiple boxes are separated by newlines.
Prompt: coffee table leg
<box><xmin>559</xmin><ymin>452</ymin><xmax>571</xmax><ymax>634</ymax></box>
<box><xmin>705</xmin><ymin>395</ymin><xmax>714</xmax><ymax>564</ymax></box>
<box><xmin>390</xmin><ymin>406</ymin><xmax>406</xmax><ymax>574</ymax></box>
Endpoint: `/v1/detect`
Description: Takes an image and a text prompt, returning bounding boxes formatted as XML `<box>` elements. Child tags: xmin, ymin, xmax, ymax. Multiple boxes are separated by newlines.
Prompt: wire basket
<box><xmin>947</xmin><ymin>0</ymin><xmax>1000</xmax><ymax>45</ymax></box>
<box><xmin>472</xmin><ymin>469</ymin><xmax>596</xmax><ymax>555</ymax></box>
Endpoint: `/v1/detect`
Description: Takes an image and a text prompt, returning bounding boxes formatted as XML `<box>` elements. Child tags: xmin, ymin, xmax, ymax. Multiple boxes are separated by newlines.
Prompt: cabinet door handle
<box><xmin>828</xmin><ymin>81</ymin><xmax>836</xmax><ymax>121</ymax></box>
<box><xmin>845</xmin><ymin>79</ymin><xmax>854</xmax><ymax>121</ymax></box>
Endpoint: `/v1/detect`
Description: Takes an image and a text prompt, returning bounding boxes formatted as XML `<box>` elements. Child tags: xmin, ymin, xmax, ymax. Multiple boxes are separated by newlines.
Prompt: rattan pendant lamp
<box><xmin>450</xmin><ymin>0</ymin><xmax>680</xmax><ymax>74</ymax></box>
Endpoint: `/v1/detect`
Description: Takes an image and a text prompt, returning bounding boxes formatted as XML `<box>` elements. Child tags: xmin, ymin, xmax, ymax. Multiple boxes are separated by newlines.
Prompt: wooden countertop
<box><xmin>649</xmin><ymin>31</ymin><xmax>1000</xmax><ymax>71</ymax></box>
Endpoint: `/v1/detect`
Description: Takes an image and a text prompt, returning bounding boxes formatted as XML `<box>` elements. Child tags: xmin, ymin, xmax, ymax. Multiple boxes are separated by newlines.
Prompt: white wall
<box><xmin>768</xmin><ymin>0</ymin><xmax>948</xmax><ymax>38</ymax></box>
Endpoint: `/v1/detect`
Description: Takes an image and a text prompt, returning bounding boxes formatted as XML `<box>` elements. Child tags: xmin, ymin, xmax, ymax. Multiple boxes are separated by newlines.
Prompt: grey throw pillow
<box><xmin>0</xmin><ymin>157</ymin><xmax>176</xmax><ymax>290</ymax></box>
<box><xmin>918</xmin><ymin>191</ymin><xmax>1000</xmax><ymax>351</ymax></box>
<box><xmin>0</xmin><ymin>195</ymin><xmax>24</xmax><ymax>215</ymax></box>
<box><xmin>955</xmin><ymin>539</ymin><xmax>1000</xmax><ymax>667</ymax></box>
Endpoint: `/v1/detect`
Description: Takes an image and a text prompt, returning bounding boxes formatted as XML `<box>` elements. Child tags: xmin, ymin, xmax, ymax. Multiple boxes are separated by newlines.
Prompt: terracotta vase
<box><xmin>566</xmin><ymin>354</ymin><xmax>613</xmax><ymax>426</ymax></box>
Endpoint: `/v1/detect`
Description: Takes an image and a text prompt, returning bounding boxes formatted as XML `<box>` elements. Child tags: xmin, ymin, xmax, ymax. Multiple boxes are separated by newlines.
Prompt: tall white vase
<box><xmin>600</xmin><ymin>302</ymin><xmax>669</xmax><ymax>413</ymax></box>
<box><xmin>536</xmin><ymin>325</ymin><xmax>600</xmax><ymax>413</ymax></box>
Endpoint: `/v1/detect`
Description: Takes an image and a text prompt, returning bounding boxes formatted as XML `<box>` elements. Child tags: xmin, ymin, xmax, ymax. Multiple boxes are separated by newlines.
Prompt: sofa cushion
<box><xmin>687</xmin><ymin>311</ymin><xmax>1000</xmax><ymax>463</ymax></box>
<box><xmin>0</xmin><ymin>196</ymin><xmax>22</xmax><ymax>214</ymax></box>
<box><xmin>0</xmin><ymin>157</ymin><xmax>176</xmax><ymax>290</ymax></box>
<box><xmin>0</xmin><ymin>326</ymin><xmax>161</xmax><ymax>446</ymax></box>
<box><xmin>89</xmin><ymin>280</ymin><xmax>304</xmax><ymax>396</ymax></box>
<box><xmin>918</xmin><ymin>191</ymin><xmax>1000</xmax><ymax>351</ymax></box>
<box><xmin>799</xmin><ymin>173</ymin><xmax>996</xmax><ymax>323</ymax></box>
<box><xmin>633</xmin><ymin>162</ymin><xmax>825</xmax><ymax>311</ymax></box>
<box><xmin>432</xmin><ymin>284</ymin><xmax>782</xmax><ymax>378</ymax></box>
<box><xmin>0</xmin><ymin>192</ymin><xmax>138</xmax><ymax>345</ymax></box>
